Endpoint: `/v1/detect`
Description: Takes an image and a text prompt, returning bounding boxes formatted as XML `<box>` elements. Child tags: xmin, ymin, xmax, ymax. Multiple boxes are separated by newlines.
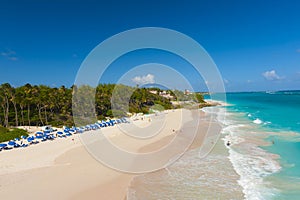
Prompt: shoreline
<box><xmin>219</xmin><ymin>101</ymin><xmax>284</xmax><ymax>199</ymax></box>
<box><xmin>0</xmin><ymin>107</ymin><xmax>244</xmax><ymax>199</ymax></box>
<box><xmin>127</xmin><ymin>106</ymin><xmax>244</xmax><ymax>199</ymax></box>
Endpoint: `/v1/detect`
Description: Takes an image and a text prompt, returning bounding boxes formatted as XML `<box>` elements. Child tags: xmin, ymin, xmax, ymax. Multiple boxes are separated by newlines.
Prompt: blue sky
<box><xmin>0</xmin><ymin>0</ymin><xmax>300</xmax><ymax>91</ymax></box>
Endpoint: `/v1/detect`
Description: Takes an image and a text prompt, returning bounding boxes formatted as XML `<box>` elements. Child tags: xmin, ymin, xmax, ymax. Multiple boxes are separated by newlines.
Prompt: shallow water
<box><xmin>128</xmin><ymin>91</ymin><xmax>300</xmax><ymax>200</ymax></box>
<box><xmin>212</xmin><ymin>91</ymin><xmax>300</xmax><ymax>199</ymax></box>
<box><xmin>127</xmin><ymin>108</ymin><xmax>244</xmax><ymax>200</ymax></box>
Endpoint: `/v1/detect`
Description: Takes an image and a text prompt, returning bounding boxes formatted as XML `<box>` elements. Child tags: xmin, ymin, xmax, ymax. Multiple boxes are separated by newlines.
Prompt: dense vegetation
<box><xmin>0</xmin><ymin>126</ymin><xmax>28</xmax><ymax>143</ymax></box>
<box><xmin>0</xmin><ymin>83</ymin><xmax>205</xmax><ymax>128</ymax></box>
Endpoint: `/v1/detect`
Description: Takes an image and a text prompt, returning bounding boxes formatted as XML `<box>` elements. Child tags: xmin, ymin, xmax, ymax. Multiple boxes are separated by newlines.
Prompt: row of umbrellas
<box><xmin>0</xmin><ymin>117</ymin><xmax>129</xmax><ymax>151</ymax></box>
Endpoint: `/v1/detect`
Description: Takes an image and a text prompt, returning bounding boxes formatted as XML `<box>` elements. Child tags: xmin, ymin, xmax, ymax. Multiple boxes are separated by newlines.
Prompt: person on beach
<box><xmin>226</xmin><ymin>141</ymin><xmax>231</xmax><ymax>146</ymax></box>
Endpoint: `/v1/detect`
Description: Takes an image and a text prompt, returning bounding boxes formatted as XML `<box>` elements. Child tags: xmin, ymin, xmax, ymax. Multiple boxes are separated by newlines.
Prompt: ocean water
<box><xmin>212</xmin><ymin>91</ymin><xmax>300</xmax><ymax>199</ymax></box>
<box><xmin>127</xmin><ymin>107</ymin><xmax>244</xmax><ymax>199</ymax></box>
<box><xmin>128</xmin><ymin>91</ymin><xmax>300</xmax><ymax>200</ymax></box>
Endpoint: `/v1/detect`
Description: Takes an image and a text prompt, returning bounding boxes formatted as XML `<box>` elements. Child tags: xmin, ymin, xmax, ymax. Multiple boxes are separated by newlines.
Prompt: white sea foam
<box><xmin>207</xmin><ymin>103</ymin><xmax>281</xmax><ymax>200</ymax></box>
<box><xmin>218</xmin><ymin>111</ymin><xmax>281</xmax><ymax>200</ymax></box>
<box><xmin>128</xmin><ymin>146</ymin><xmax>244</xmax><ymax>199</ymax></box>
<box><xmin>223</xmin><ymin>134</ymin><xmax>245</xmax><ymax>145</ymax></box>
<box><xmin>228</xmin><ymin>147</ymin><xmax>281</xmax><ymax>200</ymax></box>
<box><xmin>128</xmin><ymin>106</ymin><xmax>244</xmax><ymax>200</ymax></box>
<box><xmin>202</xmin><ymin>106</ymin><xmax>229</xmax><ymax>126</ymax></box>
<box><xmin>253</xmin><ymin>118</ymin><xmax>263</xmax><ymax>124</ymax></box>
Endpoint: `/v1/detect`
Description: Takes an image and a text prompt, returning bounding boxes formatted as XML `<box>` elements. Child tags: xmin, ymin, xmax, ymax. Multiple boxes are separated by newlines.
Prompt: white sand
<box><xmin>0</xmin><ymin>109</ymin><xmax>214</xmax><ymax>200</ymax></box>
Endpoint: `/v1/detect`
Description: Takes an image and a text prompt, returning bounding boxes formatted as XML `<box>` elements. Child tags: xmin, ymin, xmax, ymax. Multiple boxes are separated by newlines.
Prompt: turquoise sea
<box><xmin>212</xmin><ymin>91</ymin><xmax>300</xmax><ymax>199</ymax></box>
<box><xmin>128</xmin><ymin>91</ymin><xmax>300</xmax><ymax>200</ymax></box>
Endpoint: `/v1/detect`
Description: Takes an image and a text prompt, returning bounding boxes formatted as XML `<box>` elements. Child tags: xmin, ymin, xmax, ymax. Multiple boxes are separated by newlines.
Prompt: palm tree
<box><xmin>10</xmin><ymin>87</ymin><xmax>19</xmax><ymax>126</ymax></box>
<box><xmin>23</xmin><ymin>83</ymin><xmax>33</xmax><ymax>126</ymax></box>
<box><xmin>0</xmin><ymin>83</ymin><xmax>12</xmax><ymax>127</ymax></box>
<box><xmin>15</xmin><ymin>86</ymin><xmax>26</xmax><ymax>126</ymax></box>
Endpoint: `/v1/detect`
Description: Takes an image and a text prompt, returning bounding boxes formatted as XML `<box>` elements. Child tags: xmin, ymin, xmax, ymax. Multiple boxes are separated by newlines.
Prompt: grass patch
<box><xmin>0</xmin><ymin>126</ymin><xmax>29</xmax><ymax>143</ymax></box>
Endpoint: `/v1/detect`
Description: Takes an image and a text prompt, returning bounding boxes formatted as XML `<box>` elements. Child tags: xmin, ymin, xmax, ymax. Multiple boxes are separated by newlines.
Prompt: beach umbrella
<box><xmin>94</xmin><ymin>124</ymin><xmax>101</xmax><ymax>129</ymax></box>
<box><xmin>75</xmin><ymin>127</ymin><xmax>83</xmax><ymax>133</ymax></box>
<box><xmin>57</xmin><ymin>131</ymin><xmax>64</xmax><ymax>137</ymax></box>
<box><xmin>63</xmin><ymin>129</ymin><xmax>70</xmax><ymax>133</ymax></box>
<box><xmin>21</xmin><ymin>135</ymin><xmax>27</xmax><ymax>139</ymax></box>
<box><xmin>0</xmin><ymin>143</ymin><xmax>7</xmax><ymax>148</ymax></box>
<box><xmin>44</xmin><ymin>132</ymin><xmax>51</xmax><ymax>137</ymax></box>
<box><xmin>27</xmin><ymin>136</ymin><xmax>34</xmax><ymax>143</ymax></box>
<box><xmin>89</xmin><ymin>125</ymin><xmax>95</xmax><ymax>130</ymax></box>
<box><xmin>65</xmin><ymin>133</ymin><xmax>72</xmax><ymax>137</ymax></box>
<box><xmin>35</xmin><ymin>135</ymin><xmax>43</xmax><ymax>139</ymax></box>
<box><xmin>8</xmin><ymin>141</ymin><xmax>16</xmax><ymax>146</ymax></box>
<box><xmin>29</xmin><ymin>136</ymin><xmax>35</xmax><ymax>140</ymax></box>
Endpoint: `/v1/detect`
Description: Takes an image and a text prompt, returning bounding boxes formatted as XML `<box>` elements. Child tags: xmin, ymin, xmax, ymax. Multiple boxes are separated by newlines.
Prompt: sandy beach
<box><xmin>0</xmin><ymin>109</ymin><xmax>227</xmax><ymax>200</ymax></box>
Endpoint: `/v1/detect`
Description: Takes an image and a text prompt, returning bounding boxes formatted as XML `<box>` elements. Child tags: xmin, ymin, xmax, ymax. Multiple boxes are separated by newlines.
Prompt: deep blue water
<box><xmin>207</xmin><ymin>91</ymin><xmax>300</xmax><ymax>199</ymax></box>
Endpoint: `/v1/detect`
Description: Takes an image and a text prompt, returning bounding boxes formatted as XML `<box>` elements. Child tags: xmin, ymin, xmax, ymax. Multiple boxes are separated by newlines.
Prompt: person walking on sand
<box><xmin>226</xmin><ymin>141</ymin><xmax>231</xmax><ymax>146</ymax></box>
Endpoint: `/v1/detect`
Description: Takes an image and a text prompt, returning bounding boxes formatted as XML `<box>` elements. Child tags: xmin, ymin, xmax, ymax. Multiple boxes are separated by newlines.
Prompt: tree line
<box><xmin>1</xmin><ymin>83</ymin><xmax>203</xmax><ymax>127</ymax></box>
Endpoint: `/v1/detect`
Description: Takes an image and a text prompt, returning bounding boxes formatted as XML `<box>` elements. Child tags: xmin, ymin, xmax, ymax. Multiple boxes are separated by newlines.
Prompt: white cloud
<box><xmin>223</xmin><ymin>79</ymin><xmax>229</xmax><ymax>84</ymax></box>
<box><xmin>1</xmin><ymin>50</ymin><xmax>18</xmax><ymax>61</ymax></box>
<box><xmin>132</xmin><ymin>74</ymin><xmax>155</xmax><ymax>85</ymax></box>
<box><xmin>8</xmin><ymin>56</ymin><xmax>18</xmax><ymax>61</ymax></box>
<box><xmin>262</xmin><ymin>70</ymin><xmax>283</xmax><ymax>81</ymax></box>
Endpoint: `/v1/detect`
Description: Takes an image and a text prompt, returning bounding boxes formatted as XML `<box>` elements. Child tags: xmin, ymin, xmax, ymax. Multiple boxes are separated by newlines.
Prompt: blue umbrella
<box><xmin>57</xmin><ymin>131</ymin><xmax>65</xmax><ymax>137</ymax></box>
<box><xmin>35</xmin><ymin>135</ymin><xmax>43</xmax><ymax>139</ymax></box>
<box><xmin>27</xmin><ymin>136</ymin><xmax>34</xmax><ymax>142</ymax></box>
<box><xmin>75</xmin><ymin>127</ymin><xmax>84</xmax><ymax>133</ymax></box>
<box><xmin>64</xmin><ymin>129</ymin><xmax>69</xmax><ymax>133</ymax></box>
<box><xmin>0</xmin><ymin>143</ymin><xmax>7</xmax><ymax>148</ymax></box>
<box><xmin>8</xmin><ymin>141</ymin><xmax>16</xmax><ymax>146</ymax></box>
<box><xmin>65</xmin><ymin>133</ymin><xmax>72</xmax><ymax>136</ymax></box>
